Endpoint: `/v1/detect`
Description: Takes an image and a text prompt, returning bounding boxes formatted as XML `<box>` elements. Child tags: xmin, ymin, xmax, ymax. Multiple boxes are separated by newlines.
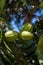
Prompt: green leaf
<box><xmin>40</xmin><ymin>2</ymin><xmax>43</xmax><ymax>8</ymax></box>
<box><xmin>0</xmin><ymin>0</ymin><xmax>6</xmax><ymax>14</ymax></box>
<box><xmin>36</xmin><ymin>34</ymin><xmax>43</xmax><ymax>65</ymax></box>
<box><xmin>0</xmin><ymin>29</ymin><xmax>2</xmax><ymax>43</ymax></box>
<box><xmin>21</xmin><ymin>0</ymin><xmax>28</xmax><ymax>8</ymax></box>
<box><xmin>3</xmin><ymin>41</ymin><xmax>12</xmax><ymax>53</ymax></box>
<box><xmin>0</xmin><ymin>60</ymin><xmax>4</xmax><ymax>65</ymax></box>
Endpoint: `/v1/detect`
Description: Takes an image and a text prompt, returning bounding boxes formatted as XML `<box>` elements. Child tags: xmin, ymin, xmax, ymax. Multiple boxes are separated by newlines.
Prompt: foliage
<box><xmin>0</xmin><ymin>0</ymin><xmax>43</xmax><ymax>65</ymax></box>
